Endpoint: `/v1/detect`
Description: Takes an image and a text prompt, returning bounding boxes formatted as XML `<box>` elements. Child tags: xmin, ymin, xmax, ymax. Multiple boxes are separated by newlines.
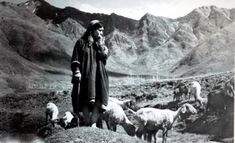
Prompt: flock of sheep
<box><xmin>43</xmin><ymin>77</ymin><xmax>234</xmax><ymax>143</ymax></box>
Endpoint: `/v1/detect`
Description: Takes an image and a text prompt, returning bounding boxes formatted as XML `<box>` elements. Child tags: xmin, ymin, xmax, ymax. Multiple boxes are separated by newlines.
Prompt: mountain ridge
<box><xmin>0</xmin><ymin>0</ymin><xmax>234</xmax><ymax>94</ymax></box>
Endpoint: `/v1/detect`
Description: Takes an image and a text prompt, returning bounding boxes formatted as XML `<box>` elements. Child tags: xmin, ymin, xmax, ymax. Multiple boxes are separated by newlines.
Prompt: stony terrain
<box><xmin>0</xmin><ymin>71</ymin><xmax>233</xmax><ymax>143</ymax></box>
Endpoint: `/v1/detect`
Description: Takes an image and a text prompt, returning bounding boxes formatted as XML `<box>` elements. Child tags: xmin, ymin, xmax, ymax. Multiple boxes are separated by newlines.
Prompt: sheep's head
<box><xmin>124</xmin><ymin>100</ymin><xmax>138</xmax><ymax>110</ymax></box>
<box><xmin>46</xmin><ymin>102</ymin><xmax>56</xmax><ymax>109</ymax></box>
<box><xmin>180</xmin><ymin>103</ymin><xmax>197</xmax><ymax>114</ymax></box>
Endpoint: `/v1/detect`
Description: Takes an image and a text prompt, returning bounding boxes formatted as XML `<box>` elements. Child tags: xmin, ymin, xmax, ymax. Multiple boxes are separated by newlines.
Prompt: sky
<box><xmin>47</xmin><ymin>0</ymin><xmax>235</xmax><ymax>19</ymax></box>
<box><xmin>4</xmin><ymin>0</ymin><xmax>235</xmax><ymax>20</ymax></box>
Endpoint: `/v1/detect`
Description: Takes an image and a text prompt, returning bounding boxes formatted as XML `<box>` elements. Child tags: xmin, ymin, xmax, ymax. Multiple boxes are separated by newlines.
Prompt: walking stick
<box><xmin>71</xmin><ymin>79</ymin><xmax>80</xmax><ymax>115</ymax></box>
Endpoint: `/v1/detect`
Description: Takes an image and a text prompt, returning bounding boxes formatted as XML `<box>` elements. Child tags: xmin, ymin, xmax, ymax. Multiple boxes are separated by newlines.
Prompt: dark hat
<box><xmin>87</xmin><ymin>20</ymin><xmax>103</xmax><ymax>31</ymax></box>
<box><xmin>81</xmin><ymin>20</ymin><xmax>103</xmax><ymax>41</ymax></box>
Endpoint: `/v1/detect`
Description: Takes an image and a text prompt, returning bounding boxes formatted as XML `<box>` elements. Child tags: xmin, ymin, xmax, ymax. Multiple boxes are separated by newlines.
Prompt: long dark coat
<box><xmin>71</xmin><ymin>39</ymin><xmax>109</xmax><ymax>113</ymax></box>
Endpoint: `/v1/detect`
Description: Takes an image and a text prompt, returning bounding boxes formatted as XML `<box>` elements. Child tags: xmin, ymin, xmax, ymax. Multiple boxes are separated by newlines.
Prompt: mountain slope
<box><xmin>171</xmin><ymin>22</ymin><xmax>235</xmax><ymax>77</ymax></box>
<box><xmin>0</xmin><ymin>1</ymin><xmax>234</xmax><ymax>95</ymax></box>
<box><xmin>0</xmin><ymin>2</ymin><xmax>73</xmax><ymax>67</ymax></box>
<box><xmin>22</xmin><ymin>0</ymin><xmax>234</xmax><ymax>77</ymax></box>
<box><xmin>105</xmin><ymin>29</ymin><xmax>138</xmax><ymax>73</ymax></box>
<box><xmin>171</xmin><ymin>6</ymin><xmax>235</xmax><ymax>76</ymax></box>
<box><xmin>177</xmin><ymin>6</ymin><xmax>234</xmax><ymax>41</ymax></box>
<box><xmin>0</xmin><ymin>2</ymin><xmax>74</xmax><ymax>94</ymax></box>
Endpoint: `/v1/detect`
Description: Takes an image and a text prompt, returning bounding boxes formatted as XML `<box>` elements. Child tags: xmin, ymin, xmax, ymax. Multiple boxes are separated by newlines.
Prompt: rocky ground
<box><xmin>0</xmin><ymin>71</ymin><xmax>234</xmax><ymax>143</ymax></box>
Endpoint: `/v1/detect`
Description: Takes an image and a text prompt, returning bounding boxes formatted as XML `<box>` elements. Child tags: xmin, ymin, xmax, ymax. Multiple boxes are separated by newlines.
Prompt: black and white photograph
<box><xmin>0</xmin><ymin>0</ymin><xmax>234</xmax><ymax>142</ymax></box>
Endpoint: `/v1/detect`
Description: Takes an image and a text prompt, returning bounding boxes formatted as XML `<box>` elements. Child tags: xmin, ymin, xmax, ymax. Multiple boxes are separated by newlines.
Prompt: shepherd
<box><xmin>70</xmin><ymin>20</ymin><xmax>109</xmax><ymax>127</ymax></box>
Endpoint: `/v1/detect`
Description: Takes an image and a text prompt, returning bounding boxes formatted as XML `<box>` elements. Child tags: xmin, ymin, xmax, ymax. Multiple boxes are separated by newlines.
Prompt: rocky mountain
<box><xmin>22</xmin><ymin>1</ymin><xmax>235</xmax><ymax>76</ymax></box>
<box><xmin>0</xmin><ymin>0</ymin><xmax>234</xmax><ymax>94</ymax></box>
<box><xmin>172</xmin><ymin>6</ymin><xmax>235</xmax><ymax>76</ymax></box>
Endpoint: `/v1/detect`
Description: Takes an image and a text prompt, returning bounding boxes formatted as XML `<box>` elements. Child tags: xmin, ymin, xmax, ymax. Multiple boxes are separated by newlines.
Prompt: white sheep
<box><xmin>189</xmin><ymin>81</ymin><xmax>204</xmax><ymax>106</ymax></box>
<box><xmin>134</xmin><ymin>103</ymin><xmax>197</xmax><ymax>143</ymax></box>
<box><xmin>101</xmin><ymin>101</ymin><xmax>136</xmax><ymax>136</ymax></box>
<box><xmin>58</xmin><ymin>111</ymin><xmax>79</xmax><ymax>129</ymax></box>
<box><xmin>108</xmin><ymin>97</ymin><xmax>133</xmax><ymax>109</ymax></box>
<box><xmin>91</xmin><ymin>97</ymin><xmax>133</xmax><ymax>128</ymax></box>
<box><xmin>46</xmin><ymin>102</ymin><xmax>59</xmax><ymax>126</ymax></box>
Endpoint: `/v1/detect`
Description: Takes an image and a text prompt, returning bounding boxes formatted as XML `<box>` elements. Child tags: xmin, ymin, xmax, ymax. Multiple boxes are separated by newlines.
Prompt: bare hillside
<box><xmin>171</xmin><ymin>22</ymin><xmax>235</xmax><ymax>77</ymax></box>
<box><xmin>0</xmin><ymin>2</ymin><xmax>75</xmax><ymax>95</ymax></box>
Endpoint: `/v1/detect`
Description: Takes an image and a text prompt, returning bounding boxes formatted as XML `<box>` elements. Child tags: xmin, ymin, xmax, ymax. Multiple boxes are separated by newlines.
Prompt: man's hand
<box><xmin>102</xmin><ymin>46</ymin><xmax>109</xmax><ymax>55</ymax></box>
<box><xmin>73</xmin><ymin>70</ymin><xmax>81</xmax><ymax>81</ymax></box>
<box><xmin>97</xmin><ymin>36</ymin><xmax>105</xmax><ymax>46</ymax></box>
<box><xmin>97</xmin><ymin>36</ymin><xmax>108</xmax><ymax>53</ymax></box>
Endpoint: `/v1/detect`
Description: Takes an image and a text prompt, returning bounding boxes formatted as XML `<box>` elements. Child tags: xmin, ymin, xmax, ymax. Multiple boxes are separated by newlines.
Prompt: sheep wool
<box><xmin>46</xmin><ymin>102</ymin><xmax>59</xmax><ymax>123</ymax></box>
<box><xmin>134</xmin><ymin>103</ymin><xmax>197</xmax><ymax>143</ymax></box>
<box><xmin>102</xmin><ymin>101</ymin><xmax>136</xmax><ymax>136</ymax></box>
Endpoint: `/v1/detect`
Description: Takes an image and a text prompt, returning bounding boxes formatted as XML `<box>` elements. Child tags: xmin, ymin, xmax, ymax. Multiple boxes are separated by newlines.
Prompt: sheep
<box><xmin>173</xmin><ymin>82</ymin><xmax>189</xmax><ymax>102</ymax></box>
<box><xmin>90</xmin><ymin>97</ymin><xmax>134</xmax><ymax>128</ymax></box>
<box><xmin>108</xmin><ymin>97</ymin><xmax>134</xmax><ymax>109</ymax></box>
<box><xmin>46</xmin><ymin>102</ymin><xmax>59</xmax><ymax>126</ymax></box>
<box><xmin>58</xmin><ymin>111</ymin><xmax>79</xmax><ymax>129</ymax></box>
<box><xmin>189</xmin><ymin>81</ymin><xmax>204</xmax><ymax>106</ymax></box>
<box><xmin>101</xmin><ymin>101</ymin><xmax>136</xmax><ymax>136</ymax></box>
<box><xmin>173</xmin><ymin>88</ymin><xmax>181</xmax><ymax>101</ymax></box>
<box><xmin>134</xmin><ymin>103</ymin><xmax>197</xmax><ymax>143</ymax></box>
